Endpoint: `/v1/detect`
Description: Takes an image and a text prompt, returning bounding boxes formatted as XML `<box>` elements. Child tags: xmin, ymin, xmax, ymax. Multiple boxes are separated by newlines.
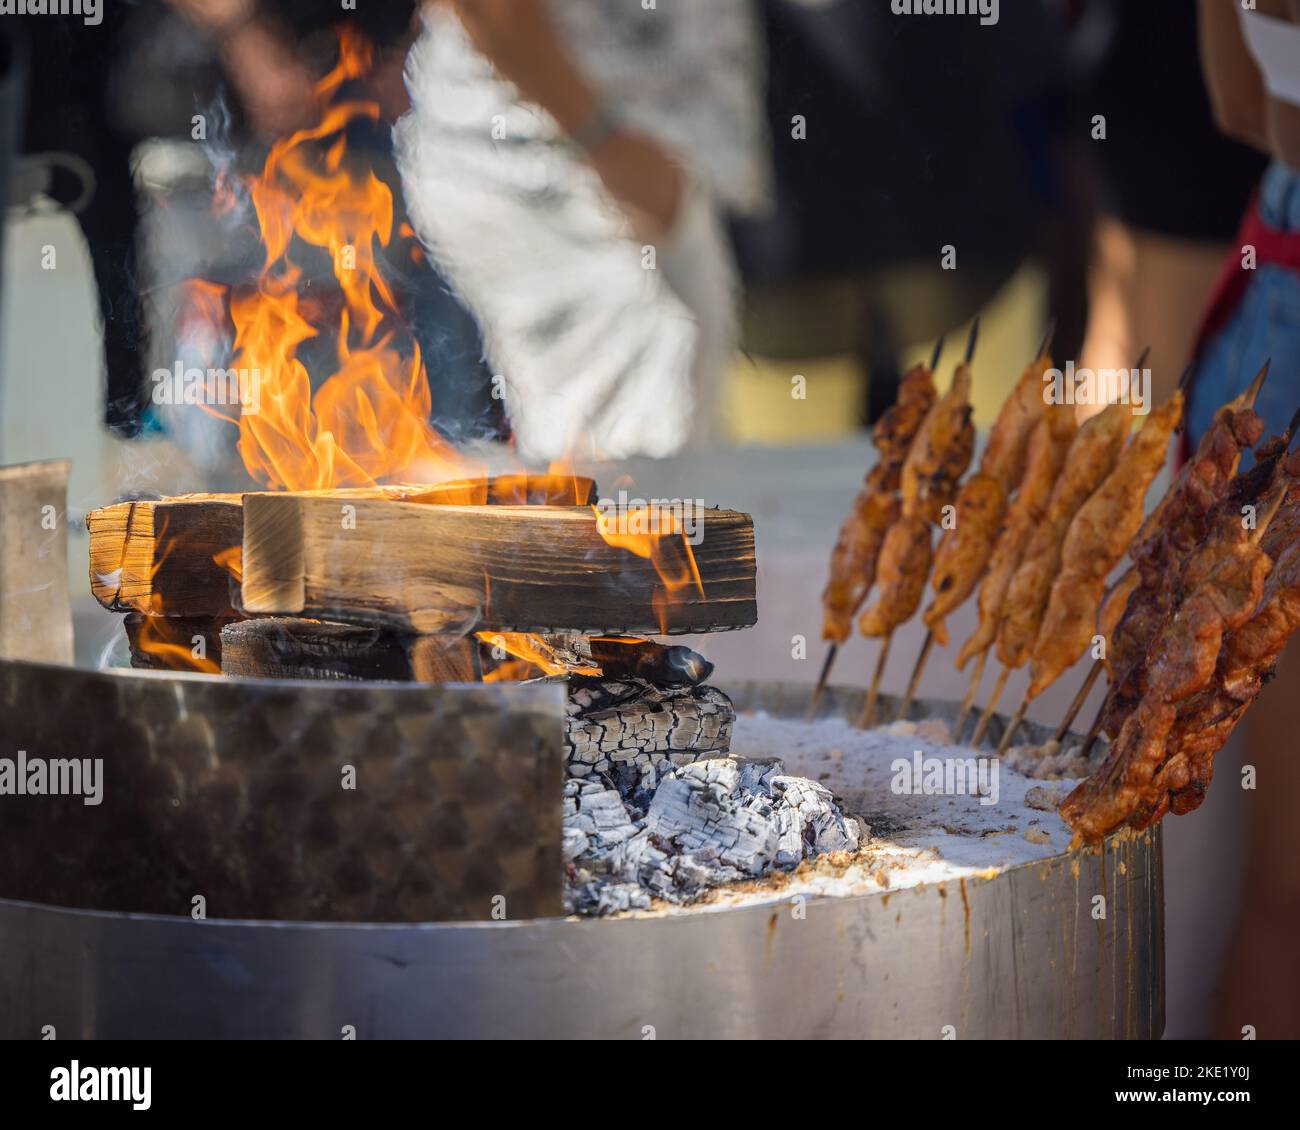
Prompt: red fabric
<box><xmin>1181</xmin><ymin>193</ymin><xmax>1300</xmax><ymax>462</ymax></box>
<box><xmin>1194</xmin><ymin>191</ymin><xmax>1300</xmax><ymax>357</ymax></box>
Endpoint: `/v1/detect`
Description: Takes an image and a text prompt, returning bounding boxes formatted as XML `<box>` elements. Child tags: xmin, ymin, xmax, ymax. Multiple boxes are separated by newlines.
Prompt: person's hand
<box><xmin>218</xmin><ymin>20</ymin><xmax>322</xmax><ymax>139</ymax></box>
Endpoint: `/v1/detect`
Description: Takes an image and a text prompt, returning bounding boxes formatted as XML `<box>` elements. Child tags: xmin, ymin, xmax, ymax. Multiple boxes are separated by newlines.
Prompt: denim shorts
<box><xmin>1188</xmin><ymin>162</ymin><xmax>1300</xmax><ymax>452</ymax></box>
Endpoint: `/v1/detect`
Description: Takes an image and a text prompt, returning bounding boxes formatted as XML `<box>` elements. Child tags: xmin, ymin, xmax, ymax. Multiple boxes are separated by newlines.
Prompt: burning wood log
<box><xmin>530</xmin><ymin>635</ymin><xmax>714</xmax><ymax>686</ymax></box>
<box><xmin>125</xmin><ymin>611</ymin><xmax>231</xmax><ymax>673</ymax></box>
<box><xmin>89</xmin><ymin>494</ymin><xmax>243</xmax><ymax>617</ymax></box>
<box><xmin>564</xmin><ymin>678</ymin><xmax>735</xmax><ymax>781</ymax></box>
<box><xmin>219</xmin><ymin>617</ymin><xmax>479</xmax><ymax>683</ymax></box>
<box><xmin>240</xmin><ymin>496</ymin><xmax>757</xmax><ymax>635</ymax></box>
<box><xmin>87</xmin><ymin>476</ymin><xmax>598</xmax><ymax>618</ymax></box>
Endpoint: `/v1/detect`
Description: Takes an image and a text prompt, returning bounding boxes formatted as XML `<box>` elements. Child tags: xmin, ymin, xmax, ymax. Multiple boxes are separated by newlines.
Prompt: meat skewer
<box><xmin>1158</xmin><ymin>506</ymin><xmax>1300</xmax><ymax>819</ymax></box>
<box><xmin>1062</xmin><ymin>446</ymin><xmax>1300</xmax><ymax>842</ymax></box>
<box><xmin>1077</xmin><ymin>361</ymin><xmax>1272</xmax><ymax>754</ymax></box>
<box><xmin>1051</xmin><ymin>363</ymin><xmax>1211</xmax><ymax>740</ymax></box>
<box><xmin>967</xmin><ymin>384</ymin><xmax>1138</xmax><ymax>745</ymax></box>
<box><xmin>806</xmin><ymin>337</ymin><xmax>944</xmax><ymax>719</ymax></box>
<box><xmin>858</xmin><ymin>322</ymin><xmax>978</xmax><ymax>726</ymax></box>
<box><xmin>951</xmin><ymin>401</ymin><xmax>1080</xmax><ymax>737</ymax></box>
<box><xmin>995</xmin><ymin>388</ymin><xmax>1184</xmax><ymax>753</ymax></box>
<box><xmin>896</xmin><ymin>324</ymin><xmax>1055</xmax><ymax>721</ymax></box>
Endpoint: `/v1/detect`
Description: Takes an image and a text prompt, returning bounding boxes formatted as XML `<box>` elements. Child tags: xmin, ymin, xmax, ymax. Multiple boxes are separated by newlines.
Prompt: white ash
<box><xmin>1001</xmin><ymin>738</ymin><xmax>1095</xmax><ymax>781</ymax></box>
<box><xmin>651</xmin><ymin>710</ymin><xmax>1090</xmax><ymax>916</ymax></box>
<box><xmin>563</xmin><ymin>757</ymin><xmax>861</xmax><ymax>916</ymax></box>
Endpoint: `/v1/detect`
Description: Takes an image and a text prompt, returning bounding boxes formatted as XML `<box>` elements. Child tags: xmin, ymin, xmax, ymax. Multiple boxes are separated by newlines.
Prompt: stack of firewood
<box><xmin>86</xmin><ymin>474</ymin><xmax>757</xmax><ymax>703</ymax></box>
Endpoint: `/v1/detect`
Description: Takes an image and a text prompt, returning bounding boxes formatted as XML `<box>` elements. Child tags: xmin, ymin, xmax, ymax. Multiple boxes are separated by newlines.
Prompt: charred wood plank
<box><xmin>124</xmin><ymin>611</ymin><xmax>232</xmax><ymax>673</ymax></box>
<box><xmin>240</xmin><ymin>497</ymin><xmax>757</xmax><ymax>635</ymax></box>
<box><xmin>219</xmin><ymin>616</ymin><xmax>479</xmax><ymax>682</ymax></box>
<box><xmin>87</xmin><ymin>476</ymin><xmax>598</xmax><ymax>618</ymax></box>
<box><xmin>564</xmin><ymin>678</ymin><xmax>735</xmax><ymax>778</ymax></box>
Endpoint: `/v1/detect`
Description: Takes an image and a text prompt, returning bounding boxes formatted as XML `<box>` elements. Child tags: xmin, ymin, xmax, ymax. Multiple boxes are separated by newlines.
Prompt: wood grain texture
<box><xmin>86</xmin><ymin>477</ymin><xmax>598</xmax><ymax>618</ymax></box>
<box><xmin>242</xmin><ymin>495</ymin><xmax>757</xmax><ymax>635</ymax></box>
<box><xmin>88</xmin><ymin>495</ymin><xmax>243</xmax><ymax>616</ymax></box>
<box><xmin>220</xmin><ymin>616</ymin><xmax>479</xmax><ymax>682</ymax></box>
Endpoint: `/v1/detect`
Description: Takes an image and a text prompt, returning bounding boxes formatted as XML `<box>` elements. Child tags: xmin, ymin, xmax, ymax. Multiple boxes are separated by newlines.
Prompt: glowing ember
<box><xmin>477</xmin><ymin>632</ymin><xmax>600</xmax><ymax>682</ymax></box>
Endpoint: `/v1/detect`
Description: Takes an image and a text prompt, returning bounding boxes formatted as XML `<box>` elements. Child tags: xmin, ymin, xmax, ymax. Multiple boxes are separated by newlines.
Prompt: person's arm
<box><xmin>446</xmin><ymin>0</ymin><xmax>684</xmax><ymax>237</ymax></box>
<box><xmin>1201</xmin><ymin>0</ymin><xmax>1300</xmax><ymax>167</ymax></box>
<box><xmin>1198</xmin><ymin>0</ymin><xmax>1269</xmax><ymax>150</ymax></box>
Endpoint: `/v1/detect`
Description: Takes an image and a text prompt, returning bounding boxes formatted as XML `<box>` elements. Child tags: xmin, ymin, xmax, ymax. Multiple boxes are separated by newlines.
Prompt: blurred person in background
<box><xmin>395</xmin><ymin>0</ymin><xmax>770</xmax><ymax>462</ymax></box>
<box><xmin>729</xmin><ymin>0</ymin><xmax>1067</xmax><ymax>436</ymax></box>
<box><xmin>1197</xmin><ymin>0</ymin><xmax>1300</xmax><ymax>1040</ymax></box>
<box><xmin>1073</xmin><ymin>0</ymin><xmax>1267</xmax><ymax>403</ymax></box>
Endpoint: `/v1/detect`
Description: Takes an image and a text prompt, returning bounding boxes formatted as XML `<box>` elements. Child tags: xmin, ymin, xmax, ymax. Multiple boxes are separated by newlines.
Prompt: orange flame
<box><xmin>129</xmin><ymin>515</ymin><xmax>222</xmax><ymax>673</ymax></box>
<box><xmin>213</xmin><ymin>545</ymin><xmax>243</xmax><ymax>584</ymax></box>
<box><xmin>199</xmin><ymin>26</ymin><xmax>472</xmax><ymax>491</ymax></box>
<box><xmin>592</xmin><ymin>503</ymin><xmax>705</xmax><ymax>633</ymax></box>
<box><xmin>130</xmin><ymin>605</ymin><xmax>223</xmax><ymax>675</ymax></box>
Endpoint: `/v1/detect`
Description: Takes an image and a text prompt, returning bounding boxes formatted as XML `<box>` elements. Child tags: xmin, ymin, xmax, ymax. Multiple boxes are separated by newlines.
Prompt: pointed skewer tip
<box><xmin>1244</xmin><ymin>359</ymin><xmax>1271</xmax><ymax>408</ymax></box>
<box><xmin>1036</xmin><ymin>316</ymin><xmax>1057</xmax><ymax>361</ymax></box>
<box><xmin>964</xmin><ymin>318</ymin><xmax>980</xmax><ymax>366</ymax></box>
<box><xmin>1286</xmin><ymin>406</ymin><xmax>1300</xmax><ymax>446</ymax></box>
<box><xmin>928</xmin><ymin>336</ymin><xmax>946</xmax><ymax>373</ymax></box>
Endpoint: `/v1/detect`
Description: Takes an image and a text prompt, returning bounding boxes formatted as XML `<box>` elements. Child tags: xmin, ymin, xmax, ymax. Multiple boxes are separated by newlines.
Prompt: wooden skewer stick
<box><xmin>970</xmin><ymin>664</ymin><xmax>1011</xmax><ymax>747</ymax></box>
<box><xmin>858</xmin><ymin>633</ymin><xmax>893</xmax><ymax>729</ymax></box>
<box><xmin>1079</xmin><ymin>706</ymin><xmax>1107</xmax><ymax>760</ymax></box>
<box><xmin>894</xmin><ymin>630</ymin><xmax>934</xmax><ymax>722</ymax></box>
<box><xmin>1054</xmin><ymin>657</ymin><xmax>1104</xmax><ymax>743</ymax></box>
<box><xmin>953</xmin><ymin>648</ymin><xmax>989</xmax><ymax>740</ymax></box>
<box><xmin>996</xmin><ymin>693</ymin><xmax>1031</xmax><ymax>755</ymax></box>
<box><xmin>806</xmin><ymin>643</ymin><xmax>838</xmax><ymax>722</ymax></box>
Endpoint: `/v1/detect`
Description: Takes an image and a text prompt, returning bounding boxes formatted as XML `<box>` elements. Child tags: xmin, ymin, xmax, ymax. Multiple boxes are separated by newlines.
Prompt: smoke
<box><xmin>199</xmin><ymin>92</ymin><xmax>250</xmax><ymax>231</ymax></box>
